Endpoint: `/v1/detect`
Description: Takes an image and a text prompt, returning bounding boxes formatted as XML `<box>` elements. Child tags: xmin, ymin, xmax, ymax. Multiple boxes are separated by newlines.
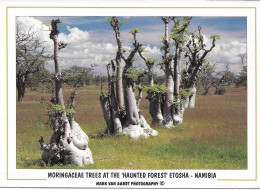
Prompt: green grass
<box><xmin>16</xmin><ymin>85</ymin><xmax>247</xmax><ymax>169</ymax></box>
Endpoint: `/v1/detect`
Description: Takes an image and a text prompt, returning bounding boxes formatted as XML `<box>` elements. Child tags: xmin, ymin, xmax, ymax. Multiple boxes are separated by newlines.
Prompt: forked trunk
<box><xmin>121</xmin><ymin>66</ymin><xmax>158</xmax><ymax>138</ymax></box>
<box><xmin>101</xmin><ymin>17</ymin><xmax>157</xmax><ymax>139</ymax></box>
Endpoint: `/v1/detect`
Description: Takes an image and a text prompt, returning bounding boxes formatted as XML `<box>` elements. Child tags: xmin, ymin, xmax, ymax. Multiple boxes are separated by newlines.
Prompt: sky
<box><xmin>16</xmin><ymin>16</ymin><xmax>247</xmax><ymax>75</ymax></box>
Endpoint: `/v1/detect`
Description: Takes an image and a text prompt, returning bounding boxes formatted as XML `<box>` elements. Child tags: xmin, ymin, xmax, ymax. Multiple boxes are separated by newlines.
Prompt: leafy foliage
<box><xmin>123</xmin><ymin>66</ymin><xmax>141</xmax><ymax>81</ymax></box>
<box><xmin>51</xmin><ymin>104</ymin><xmax>76</xmax><ymax>115</ymax></box>
<box><xmin>26</xmin><ymin>69</ymin><xmax>52</xmax><ymax>91</ymax></box>
<box><xmin>62</xmin><ymin>65</ymin><xmax>93</xmax><ymax>87</ymax></box>
<box><xmin>129</xmin><ymin>28</ymin><xmax>141</xmax><ymax>34</ymax></box>
<box><xmin>195</xmin><ymin>63</ymin><xmax>235</xmax><ymax>95</ymax></box>
<box><xmin>146</xmin><ymin>58</ymin><xmax>157</xmax><ymax>64</ymax></box>
<box><xmin>234</xmin><ymin>66</ymin><xmax>247</xmax><ymax>88</ymax></box>
<box><xmin>40</xmin><ymin>98</ymin><xmax>76</xmax><ymax>127</ymax></box>
<box><xmin>210</xmin><ymin>34</ymin><xmax>221</xmax><ymax>40</ymax></box>
<box><xmin>144</xmin><ymin>84</ymin><xmax>168</xmax><ymax>94</ymax></box>
<box><xmin>170</xmin><ymin>17</ymin><xmax>191</xmax><ymax>46</ymax></box>
<box><xmin>16</xmin><ymin>23</ymin><xmax>52</xmax><ymax>101</ymax></box>
<box><xmin>179</xmin><ymin>88</ymin><xmax>193</xmax><ymax>98</ymax></box>
<box><xmin>105</xmin><ymin>17</ymin><xmax>130</xmax><ymax>28</ymax></box>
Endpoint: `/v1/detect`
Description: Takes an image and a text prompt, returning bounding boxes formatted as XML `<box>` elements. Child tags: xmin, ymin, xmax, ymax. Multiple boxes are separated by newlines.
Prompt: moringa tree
<box><xmin>16</xmin><ymin>23</ymin><xmax>52</xmax><ymax>102</ymax></box>
<box><xmin>107</xmin><ymin>17</ymin><xmax>125</xmax><ymax>110</ymax></box>
<box><xmin>145</xmin><ymin>17</ymin><xmax>191</xmax><ymax>128</ymax></box>
<box><xmin>133</xmin><ymin>30</ymin><xmax>166</xmax><ymax>126</ymax></box>
<box><xmin>143</xmin><ymin>17</ymin><xmax>217</xmax><ymax>128</ymax></box>
<box><xmin>100</xmin><ymin>17</ymin><xmax>157</xmax><ymax>139</ymax></box>
<box><xmin>39</xmin><ymin>19</ymin><xmax>93</xmax><ymax>166</ymax></box>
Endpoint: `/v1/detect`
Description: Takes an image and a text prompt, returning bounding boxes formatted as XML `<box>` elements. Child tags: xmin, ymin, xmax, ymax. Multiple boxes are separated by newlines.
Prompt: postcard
<box><xmin>0</xmin><ymin>0</ymin><xmax>259</xmax><ymax>189</ymax></box>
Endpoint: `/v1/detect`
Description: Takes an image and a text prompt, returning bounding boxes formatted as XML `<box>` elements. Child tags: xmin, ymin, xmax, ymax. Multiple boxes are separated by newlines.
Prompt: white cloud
<box><xmin>16</xmin><ymin>16</ymin><xmax>53</xmax><ymax>51</ymax></box>
<box><xmin>200</xmin><ymin>35</ymin><xmax>246</xmax><ymax>74</ymax></box>
<box><xmin>63</xmin><ymin>26</ymin><xmax>90</xmax><ymax>43</ymax></box>
<box><xmin>17</xmin><ymin>17</ymin><xmax>118</xmax><ymax>73</ymax></box>
<box><xmin>143</xmin><ymin>45</ymin><xmax>161</xmax><ymax>56</ymax></box>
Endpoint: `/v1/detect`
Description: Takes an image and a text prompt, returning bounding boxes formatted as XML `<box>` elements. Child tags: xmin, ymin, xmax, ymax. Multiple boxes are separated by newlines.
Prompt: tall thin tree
<box><xmin>39</xmin><ymin>19</ymin><xmax>93</xmax><ymax>166</ymax></box>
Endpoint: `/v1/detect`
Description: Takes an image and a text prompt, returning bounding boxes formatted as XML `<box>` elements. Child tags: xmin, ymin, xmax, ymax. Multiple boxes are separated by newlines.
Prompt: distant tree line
<box><xmin>195</xmin><ymin>54</ymin><xmax>247</xmax><ymax>95</ymax></box>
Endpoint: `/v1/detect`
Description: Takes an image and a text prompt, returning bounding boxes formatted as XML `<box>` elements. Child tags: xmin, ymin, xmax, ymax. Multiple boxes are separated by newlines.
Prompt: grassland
<box><xmin>16</xmin><ymin>85</ymin><xmax>247</xmax><ymax>169</ymax></box>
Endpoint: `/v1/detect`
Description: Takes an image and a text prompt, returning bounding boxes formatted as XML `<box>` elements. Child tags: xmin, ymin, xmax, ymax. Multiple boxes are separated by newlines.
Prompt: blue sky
<box><xmin>33</xmin><ymin>16</ymin><xmax>246</xmax><ymax>40</ymax></box>
<box><xmin>43</xmin><ymin>16</ymin><xmax>246</xmax><ymax>33</ymax></box>
<box><xmin>21</xmin><ymin>16</ymin><xmax>247</xmax><ymax>74</ymax></box>
<box><xmin>41</xmin><ymin>16</ymin><xmax>246</xmax><ymax>39</ymax></box>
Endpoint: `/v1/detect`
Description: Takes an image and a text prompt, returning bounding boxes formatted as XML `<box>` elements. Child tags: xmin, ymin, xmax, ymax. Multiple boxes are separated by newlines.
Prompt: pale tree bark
<box><xmin>39</xmin><ymin>19</ymin><xmax>93</xmax><ymax>166</ymax></box>
<box><xmin>121</xmin><ymin>42</ymin><xmax>145</xmax><ymax>137</ymax></box>
<box><xmin>122</xmin><ymin>30</ymin><xmax>158</xmax><ymax>138</ymax></box>
<box><xmin>144</xmin><ymin>17</ymin><xmax>190</xmax><ymax>128</ymax></box>
<box><xmin>187</xmin><ymin>85</ymin><xmax>196</xmax><ymax>108</ymax></box>
<box><xmin>147</xmin><ymin>92</ymin><xmax>164</xmax><ymax>125</ymax></box>
<box><xmin>172</xmin><ymin>47</ymin><xmax>185</xmax><ymax>125</ymax></box>
<box><xmin>169</xmin><ymin>16</ymin><xmax>191</xmax><ymax>126</ymax></box>
<box><xmin>110</xmin><ymin>17</ymin><xmax>124</xmax><ymax>110</ymax></box>
<box><xmin>161</xmin><ymin>17</ymin><xmax>175</xmax><ymax>127</ymax></box>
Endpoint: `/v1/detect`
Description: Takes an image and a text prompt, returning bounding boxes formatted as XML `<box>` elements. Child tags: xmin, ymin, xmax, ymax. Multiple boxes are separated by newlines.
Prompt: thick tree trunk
<box><xmin>17</xmin><ymin>83</ymin><xmax>25</xmax><ymax>102</ymax></box>
<box><xmin>122</xmin><ymin>59</ymin><xmax>157</xmax><ymax>139</ymax></box>
<box><xmin>163</xmin><ymin>64</ymin><xmax>174</xmax><ymax>127</ymax></box>
<box><xmin>148</xmin><ymin>92</ymin><xmax>164</xmax><ymax>125</ymax></box>
<box><xmin>171</xmin><ymin>48</ymin><xmax>185</xmax><ymax>125</ymax></box>
<box><xmin>188</xmin><ymin>86</ymin><xmax>196</xmax><ymax>108</ymax></box>
<box><xmin>122</xmin><ymin>78</ymin><xmax>147</xmax><ymax>139</ymax></box>
<box><xmin>17</xmin><ymin>75</ymin><xmax>27</xmax><ymax>102</ymax></box>
<box><xmin>100</xmin><ymin>94</ymin><xmax>114</xmax><ymax>133</ymax></box>
<box><xmin>161</xmin><ymin>17</ymin><xmax>175</xmax><ymax>128</ymax></box>
<box><xmin>148</xmin><ymin>67</ymin><xmax>154</xmax><ymax>86</ymax></box>
<box><xmin>136</xmin><ymin>87</ymin><xmax>158</xmax><ymax>136</ymax></box>
<box><xmin>123</xmin><ymin>79</ymin><xmax>140</xmax><ymax>125</ymax></box>
<box><xmin>110</xmin><ymin>92</ymin><xmax>123</xmax><ymax>133</ymax></box>
<box><xmin>172</xmin><ymin>103</ymin><xmax>185</xmax><ymax>126</ymax></box>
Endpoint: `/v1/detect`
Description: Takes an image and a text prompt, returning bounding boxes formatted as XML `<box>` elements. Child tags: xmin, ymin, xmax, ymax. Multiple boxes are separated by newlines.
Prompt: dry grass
<box><xmin>16</xmin><ymin>85</ymin><xmax>247</xmax><ymax>169</ymax></box>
